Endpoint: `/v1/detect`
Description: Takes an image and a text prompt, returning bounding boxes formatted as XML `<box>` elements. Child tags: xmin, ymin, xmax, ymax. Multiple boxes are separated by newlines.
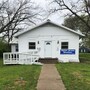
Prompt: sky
<box><xmin>32</xmin><ymin>0</ymin><xmax>64</xmax><ymax>24</ymax></box>
<box><xmin>0</xmin><ymin>0</ymin><xmax>79</xmax><ymax>24</ymax></box>
<box><xmin>32</xmin><ymin>0</ymin><xmax>78</xmax><ymax>24</ymax></box>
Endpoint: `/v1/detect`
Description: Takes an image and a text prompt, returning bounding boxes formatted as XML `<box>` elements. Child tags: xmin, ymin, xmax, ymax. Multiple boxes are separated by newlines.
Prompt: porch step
<box><xmin>38</xmin><ymin>58</ymin><xmax>58</xmax><ymax>64</ymax></box>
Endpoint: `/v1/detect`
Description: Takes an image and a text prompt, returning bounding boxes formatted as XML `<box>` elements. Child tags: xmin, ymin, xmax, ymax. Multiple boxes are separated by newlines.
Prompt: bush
<box><xmin>0</xmin><ymin>40</ymin><xmax>10</xmax><ymax>58</ymax></box>
<box><xmin>79</xmin><ymin>53</ymin><xmax>90</xmax><ymax>63</ymax></box>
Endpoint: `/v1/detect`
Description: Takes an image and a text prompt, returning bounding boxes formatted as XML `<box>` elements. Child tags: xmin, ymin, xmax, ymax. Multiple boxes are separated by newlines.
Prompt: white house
<box><xmin>3</xmin><ymin>20</ymin><xmax>84</xmax><ymax>64</ymax></box>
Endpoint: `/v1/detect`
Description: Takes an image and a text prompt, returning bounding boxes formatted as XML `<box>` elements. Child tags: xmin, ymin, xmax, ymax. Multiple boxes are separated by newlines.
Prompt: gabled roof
<box><xmin>15</xmin><ymin>20</ymin><xmax>84</xmax><ymax>37</ymax></box>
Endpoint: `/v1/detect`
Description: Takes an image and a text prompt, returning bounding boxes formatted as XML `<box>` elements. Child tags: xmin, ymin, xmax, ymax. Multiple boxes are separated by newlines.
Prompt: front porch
<box><xmin>3</xmin><ymin>51</ymin><xmax>42</xmax><ymax>65</ymax></box>
<box><xmin>3</xmin><ymin>51</ymin><xmax>59</xmax><ymax>65</ymax></box>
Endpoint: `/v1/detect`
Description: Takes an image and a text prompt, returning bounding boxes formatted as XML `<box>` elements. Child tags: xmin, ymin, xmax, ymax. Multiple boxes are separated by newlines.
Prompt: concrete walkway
<box><xmin>37</xmin><ymin>64</ymin><xmax>66</xmax><ymax>90</ymax></box>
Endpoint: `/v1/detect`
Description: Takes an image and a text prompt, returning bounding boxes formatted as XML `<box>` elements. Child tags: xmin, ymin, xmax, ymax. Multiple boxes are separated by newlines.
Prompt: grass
<box><xmin>56</xmin><ymin>53</ymin><xmax>90</xmax><ymax>90</ymax></box>
<box><xmin>0</xmin><ymin>59</ymin><xmax>41</xmax><ymax>90</ymax></box>
<box><xmin>0</xmin><ymin>53</ymin><xmax>90</xmax><ymax>90</ymax></box>
<box><xmin>56</xmin><ymin>63</ymin><xmax>90</xmax><ymax>90</ymax></box>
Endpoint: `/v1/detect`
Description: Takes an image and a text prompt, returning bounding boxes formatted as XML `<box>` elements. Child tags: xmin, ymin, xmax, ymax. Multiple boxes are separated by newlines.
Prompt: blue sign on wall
<box><xmin>60</xmin><ymin>49</ymin><xmax>75</xmax><ymax>54</ymax></box>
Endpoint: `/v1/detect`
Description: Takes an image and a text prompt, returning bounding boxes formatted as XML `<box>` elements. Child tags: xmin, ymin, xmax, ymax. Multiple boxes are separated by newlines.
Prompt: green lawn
<box><xmin>56</xmin><ymin>63</ymin><xmax>90</xmax><ymax>90</ymax></box>
<box><xmin>0</xmin><ymin>59</ymin><xmax>41</xmax><ymax>90</ymax></box>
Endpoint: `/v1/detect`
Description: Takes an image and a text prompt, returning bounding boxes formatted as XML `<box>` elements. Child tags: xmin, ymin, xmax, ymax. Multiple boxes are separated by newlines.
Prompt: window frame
<box><xmin>29</xmin><ymin>42</ymin><xmax>36</xmax><ymax>49</ymax></box>
<box><xmin>61</xmin><ymin>42</ymin><xmax>68</xmax><ymax>49</ymax></box>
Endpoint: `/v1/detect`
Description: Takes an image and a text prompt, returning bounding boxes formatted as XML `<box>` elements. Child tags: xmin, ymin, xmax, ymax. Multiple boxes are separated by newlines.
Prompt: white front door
<box><xmin>44</xmin><ymin>41</ymin><xmax>52</xmax><ymax>57</ymax></box>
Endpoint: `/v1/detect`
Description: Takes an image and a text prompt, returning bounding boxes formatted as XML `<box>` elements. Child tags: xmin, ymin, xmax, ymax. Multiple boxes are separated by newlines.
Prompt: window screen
<box><xmin>61</xmin><ymin>42</ymin><xmax>68</xmax><ymax>49</ymax></box>
<box><xmin>29</xmin><ymin>42</ymin><xmax>36</xmax><ymax>49</ymax></box>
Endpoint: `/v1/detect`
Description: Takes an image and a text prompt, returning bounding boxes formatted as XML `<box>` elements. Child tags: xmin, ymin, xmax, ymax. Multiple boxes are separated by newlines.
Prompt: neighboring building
<box><xmin>79</xmin><ymin>46</ymin><xmax>90</xmax><ymax>53</ymax></box>
<box><xmin>4</xmin><ymin>20</ymin><xmax>84</xmax><ymax>64</ymax></box>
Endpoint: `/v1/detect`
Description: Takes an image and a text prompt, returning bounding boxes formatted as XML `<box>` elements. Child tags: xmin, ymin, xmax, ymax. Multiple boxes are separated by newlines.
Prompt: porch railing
<box><xmin>3</xmin><ymin>51</ymin><xmax>40</xmax><ymax>65</ymax></box>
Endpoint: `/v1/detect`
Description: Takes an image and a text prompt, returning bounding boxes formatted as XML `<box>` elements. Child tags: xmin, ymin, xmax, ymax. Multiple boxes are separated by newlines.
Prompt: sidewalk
<box><xmin>37</xmin><ymin>64</ymin><xmax>66</xmax><ymax>90</ymax></box>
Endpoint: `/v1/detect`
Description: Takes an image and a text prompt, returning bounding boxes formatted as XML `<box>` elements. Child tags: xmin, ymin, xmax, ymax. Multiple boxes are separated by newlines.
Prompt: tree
<box><xmin>63</xmin><ymin>16</ymin><xmax>81</xmax><ymax>30</ymax></box>
<box><xmin>63</xmin><ymin>15</ymin><xmax>89</xmax><ymax>32</ymax></box>
<box><xmin>0</xmin><ymin>0</ymin><xmax>42</xmax><ymax>44</ymax></box>
<box><xmin>63</xmin><ymin>15</ymin><xmax>90</xmax><ymax>48</ymax></box>
<box><xmin>51</xmin><ymin>0</ymin><xmax>90</xmax><ymax>34</ymax></box>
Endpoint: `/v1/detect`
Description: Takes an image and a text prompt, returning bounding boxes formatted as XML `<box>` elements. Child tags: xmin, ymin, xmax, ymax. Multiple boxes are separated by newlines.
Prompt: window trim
<box><xmin>29</xmin><ymin>42</ymin><xmax>36</xmax><ymax>49</ymax></box>
<box><xmin>61</xmin><ymin>42</ymin><xmax>68</xmax><ymax>49</ymax></box>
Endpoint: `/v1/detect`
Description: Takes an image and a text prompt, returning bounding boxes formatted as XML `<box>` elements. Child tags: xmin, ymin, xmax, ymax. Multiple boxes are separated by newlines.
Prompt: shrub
<box><xmin>0</xmin><ymin>40</ymin><xmax>10</xmax><ymax>58</ymax></box>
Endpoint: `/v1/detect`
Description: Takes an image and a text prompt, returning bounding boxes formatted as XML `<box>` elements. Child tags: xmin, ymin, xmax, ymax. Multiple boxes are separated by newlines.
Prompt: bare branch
<box><xmin>0</xmin><ymin>0</ymin><xmax>42</xmax><ymax>43</ymax></box>
<box><xmin>52</xmin><ymin>0</ymin><xmax>90</xmax><ymax>33</ymax></box>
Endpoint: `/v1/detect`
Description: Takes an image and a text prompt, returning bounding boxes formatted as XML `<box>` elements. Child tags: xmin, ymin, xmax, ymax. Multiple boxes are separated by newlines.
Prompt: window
<box><xmin>61</xmin><ymin>42</ymin><xmax>68</xmax><ymax>49</ymax></box>
<box><xmin>16</xmin><ymin>44</ymin><xmax>18</xmax><ymax>52</ymax></box>
<box><xmin>46</xmin><ymin>42</ymin><xmax>50</xmax><ymax>45</ymax></box>
<box><xmin>29</xmin><ymin>42</ymin><xmax>36</xmax><ymax>49</ymax></box>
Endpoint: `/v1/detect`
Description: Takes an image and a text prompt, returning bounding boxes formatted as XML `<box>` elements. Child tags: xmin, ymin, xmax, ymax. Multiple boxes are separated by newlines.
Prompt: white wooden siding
<box><xmin>16</xmin><ymin>23</ymin><xmax>79</xmax><ymax>62</ymax></box>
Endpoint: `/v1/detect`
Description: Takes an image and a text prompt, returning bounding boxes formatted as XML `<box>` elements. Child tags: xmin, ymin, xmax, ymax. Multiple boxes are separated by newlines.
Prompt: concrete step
<box><xmin>38</xmin><ymin>58</ymin><xmax>58</xmax><ymax>64</ymax></box>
